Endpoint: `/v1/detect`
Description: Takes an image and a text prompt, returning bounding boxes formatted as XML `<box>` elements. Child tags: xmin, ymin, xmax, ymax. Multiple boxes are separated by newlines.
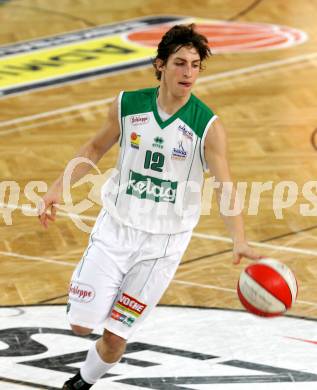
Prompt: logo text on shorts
<box><xmin>111</xmin><ymin>309</ymin><xmax>136</xmax><ymax>327</ymax></box>
<box><xmin>69</xmin><ymin>282</ymin><xmax>95</xmax><ymax>303</ymax></box>
<box><xmin>116</xmin><ymin>293</ymin><xmax>147</xmax><ymax>316</ymax></box>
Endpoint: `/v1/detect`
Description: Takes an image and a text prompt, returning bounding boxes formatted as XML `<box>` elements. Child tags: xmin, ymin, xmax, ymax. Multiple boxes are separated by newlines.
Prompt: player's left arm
<box><xmin>204</xmin><ymin>117</ymin><xmax>262</xmax><ymax>264</ymax></box>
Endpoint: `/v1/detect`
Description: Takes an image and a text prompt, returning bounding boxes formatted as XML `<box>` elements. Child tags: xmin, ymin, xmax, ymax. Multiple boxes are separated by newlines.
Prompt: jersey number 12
<box><xmin>144</xmin><ymin>150</ymin><xmax>165</xmax><ymax>172</ymax></box>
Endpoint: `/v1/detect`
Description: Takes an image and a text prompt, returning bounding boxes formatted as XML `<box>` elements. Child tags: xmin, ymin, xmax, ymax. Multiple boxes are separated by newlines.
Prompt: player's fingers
<box><xmin>233</xmin><ymin>253</ymin><xmax>241</xmax><ymax>265</ymax></box>
<box><xmin>38</xmin><ymin>212</ymin><xmax>46</xmax><ymax>225</ymax></box>
<box><xmin>50</xmin><ymin>204</ymin><xmax>57</xmax><ymax>220</ymax></box>
<box><xmin>38</xmin><ymin>203</ymin><xmax>49</xmax><ymax>226</ymax></box>
<box><xmin>46</xmin><ymin>213</ymin><xmax>55</xmax><ymax>222</ymax></box>
<box><xmin>39</xmin><ymin>208</ymin><xmax>51</xmax><ymax>227</ymax></box>
<box><xmin>38</xmin><ymin>210</ymin><xmax>46</xmax><ymax>224</ymax></box>
<box><xmin>37</xmin><ymin>198</ymin><xmax>47</xmax><ymax>216</ymax></box>
<box><xmin>43</xmin><ymin>216</ymin><xmax>48</xmax><ymax>229</ymax></box>
<box><xmin>39</xmin><ymin>213</ymin><xmax>48</xmax><ymax>228</ymax></box>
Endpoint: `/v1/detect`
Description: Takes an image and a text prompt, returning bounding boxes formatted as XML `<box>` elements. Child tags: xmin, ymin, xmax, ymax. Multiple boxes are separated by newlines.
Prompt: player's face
<box><xmin>161</xmin><ymin>46</ymin><xmax>201</xmax><ymax>97</ymax></box>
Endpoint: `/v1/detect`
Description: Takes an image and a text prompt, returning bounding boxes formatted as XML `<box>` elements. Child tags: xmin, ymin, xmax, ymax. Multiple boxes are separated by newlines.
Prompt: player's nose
<box><xmin>183</xmin><ymin>64</ymin><xmax>192</xmax><ymax>78</ymax></box>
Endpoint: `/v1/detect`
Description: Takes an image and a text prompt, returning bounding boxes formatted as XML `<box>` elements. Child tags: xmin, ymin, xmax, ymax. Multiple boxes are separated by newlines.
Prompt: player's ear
<box><xmin>155</xmin><ymin>58</ymin><xmax>165</xmax><ymax>72</ymax></box>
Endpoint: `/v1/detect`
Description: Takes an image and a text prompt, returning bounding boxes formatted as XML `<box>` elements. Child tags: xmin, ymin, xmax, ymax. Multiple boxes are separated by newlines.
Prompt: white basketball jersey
<box><xmin>101</xmin><ymin>87</ymin><xmax>217</xmax><ymax>234</ymax></box>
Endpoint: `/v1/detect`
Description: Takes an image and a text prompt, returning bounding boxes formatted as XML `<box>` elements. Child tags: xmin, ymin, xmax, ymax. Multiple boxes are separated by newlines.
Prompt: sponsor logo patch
<box><xmin>126</xmin><ymin>169</ymin><xmax>177</xmax><ymax>203</ymax></box>
<box><xmin>130</xmin><ymin>132</ymin><xmax>141</xmax><ymax>149</ymax></box>
<box><xmin>130</xmin><ymin>114</ymin><xmax>150</xmax><ymax>126</ymax></box>
<box><xmin>178</xmin><ymin>124</ymin><xmax>193</xmax><ymax>141</ymax></box>
<box><xmin>152</xmin><ymin>136</ymin><xmax>164</xmax><ymax>149</ymax></box>
<box><xmin>68</xmin><ymin>282</ymin><xmax>95</xmax><ymax>303</ymax></box>
<box><xmin>116</xmin><ymin>293</ymin><xmax>147</xmax><ymax>316</ymax></box>
<box><xmin>172</xmin><ymin>140</ymin><xmax>187</xmax><ymax>160</ymax></box>
<box><xmin>111</xmin><ymin>309</ymin><xmax>136</xmax><ymax>327</ymax></box>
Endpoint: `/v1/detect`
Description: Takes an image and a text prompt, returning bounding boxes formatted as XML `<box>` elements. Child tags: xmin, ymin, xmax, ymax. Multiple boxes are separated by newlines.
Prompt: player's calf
<box><xmin>70</xmin><ymin>324</ymin><xmax>92</xmax><ymax>336</ymax></box>
<box><xmin>97</xmin><ymin>329</ymin><xmax>126</xmax><ymax>362</ymax></box>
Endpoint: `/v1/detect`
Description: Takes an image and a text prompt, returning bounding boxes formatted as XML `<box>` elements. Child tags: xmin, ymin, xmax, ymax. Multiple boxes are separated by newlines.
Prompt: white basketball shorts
<box><xmin>67</xmin><ymin>209</ymin><xmax>192</xmax><ymax>339</ymax></box>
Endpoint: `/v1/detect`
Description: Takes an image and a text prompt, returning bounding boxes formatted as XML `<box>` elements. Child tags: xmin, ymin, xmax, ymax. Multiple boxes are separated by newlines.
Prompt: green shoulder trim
<box><xmin>179</xmin><ymin>94</ymin><xmax>215</xmax><ymax>138</ymax></box>
<box><xmin>121</xmin><ymin>88</ymin><xmax>155</xmax><ymax>117</ymax></box>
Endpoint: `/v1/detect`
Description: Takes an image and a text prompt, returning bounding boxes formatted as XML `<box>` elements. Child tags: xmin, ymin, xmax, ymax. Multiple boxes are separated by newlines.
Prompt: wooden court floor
<box><xmin>0</xmin><ymin>0</ymin><xmax>317</xmax><ymax>321</ymax></box>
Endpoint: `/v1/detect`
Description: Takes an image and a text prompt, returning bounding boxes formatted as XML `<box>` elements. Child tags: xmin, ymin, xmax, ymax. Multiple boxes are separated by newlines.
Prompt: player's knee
<box><xmin>70</xmin><ymin>324</ymin><xmax>92</xmax><ymax>336</ymax></box>
<box><xmin>102</xmin><ymin>329</ymin><xmax>126</xmax><ymax>353</ymax></box>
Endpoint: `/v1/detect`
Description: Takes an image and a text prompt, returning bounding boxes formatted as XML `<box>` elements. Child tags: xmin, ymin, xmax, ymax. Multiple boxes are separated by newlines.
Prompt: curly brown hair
<box><xmin>153</xmin><ymin>23</ymin><xmax>211</xmax><ymax>80</ymax></box>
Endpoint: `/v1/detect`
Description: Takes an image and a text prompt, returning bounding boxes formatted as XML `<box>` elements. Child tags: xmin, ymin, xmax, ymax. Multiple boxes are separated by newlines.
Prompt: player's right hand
<box><xmin>232</xmin><ymin>241</ymin><xmax>263</xmax><ymax>265</ymax></box>
<box><xmin>38</xmin><ymin>185</ymin><xmax>62</xmax><ymax>229</ymax></box>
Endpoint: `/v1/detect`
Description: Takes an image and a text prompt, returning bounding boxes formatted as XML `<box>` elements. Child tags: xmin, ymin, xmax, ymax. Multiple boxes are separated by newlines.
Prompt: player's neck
<box><xmin>157</xmin><ymin>84</ymin><xmax>190</xmax><ymax>115</ymax></box>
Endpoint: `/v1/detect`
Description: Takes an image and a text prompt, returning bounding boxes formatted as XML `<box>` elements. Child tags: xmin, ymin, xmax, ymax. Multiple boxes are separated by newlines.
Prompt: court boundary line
<box><xmin>0</xmin><ymin>96</ymin><xmax>113</xmax><ymax>128</ymax></box>
<box><xmin>1</xmin><ymin>52</ymin><xmax>313</xmax><ymax>136</ymax></box>
<box><xmin>1</xmin><ymin>302</ymin><xmax>316</xmax><ymax>323</ymax></box>
<box><xmin>192</xmin><ymin>232</ymin><xmax>317</xmax><ymax>257</ymax></box>
<box><xmin>1</xmin><ymin>50</ymin><xmax>317</xmax><ymax>134</ymax></box>
<box><xmin>0</xmin><ymin>109</ymin><xmax>106</xmax><ymax>136</ymax></box>
<box><xmin>171</xmin><ymin>279</ymin><xmax>317</xmax><ymax>307</ymax></box>
<box><xmin>0</xmin><ymin>250</ymin><xmax>75</xmax><ymax>266</ymax></box>
<box><xmin>2</xmin><ymin>202</ymin><xmax>317</xmax><ymax>257</ymax></box>
<box><xmin>0</xmin><ymin>247</ymin><xmax>315</xmax><ymax>307</ymax></box>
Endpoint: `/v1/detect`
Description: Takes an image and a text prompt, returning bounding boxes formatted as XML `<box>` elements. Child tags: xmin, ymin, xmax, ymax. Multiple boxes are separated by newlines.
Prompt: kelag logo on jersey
<box><xmin>126</xmin><ymin>170</ymin><xmax>177</xmax><ymax>203</ymax></box>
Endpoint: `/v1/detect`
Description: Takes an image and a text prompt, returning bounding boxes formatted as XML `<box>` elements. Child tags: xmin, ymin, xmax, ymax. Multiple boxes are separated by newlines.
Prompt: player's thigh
<box><xmin>67</xmin><ymin>244</ymin><xmax>124</xmax><ymax>329</ymax></box>
<box><xmin>104</xmin><ymin>231</ymin><xmax>191</xmax><ymax>339</ymax></box>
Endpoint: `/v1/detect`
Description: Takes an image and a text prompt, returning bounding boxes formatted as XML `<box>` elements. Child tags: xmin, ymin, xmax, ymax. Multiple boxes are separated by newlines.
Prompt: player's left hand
<box><xmin>232</xmin><ymin>241</ymin><xmax>263</xmax><ymax>265</ymax></box>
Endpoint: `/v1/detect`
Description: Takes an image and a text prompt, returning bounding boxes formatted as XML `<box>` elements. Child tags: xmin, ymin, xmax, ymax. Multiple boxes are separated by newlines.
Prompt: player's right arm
<box><xmin>38</xmin><ymin>96</ymin><xmax>120</xmax><ymax>228</ymax></box>
<box><xmin>204</xmin><ymin>117</ymin><xmax>262</xmax><ymax>264</ymax></box>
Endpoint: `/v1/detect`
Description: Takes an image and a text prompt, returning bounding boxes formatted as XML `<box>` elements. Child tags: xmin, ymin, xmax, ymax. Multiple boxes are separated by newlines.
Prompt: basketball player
<box><xmin>39</xmin><ymin>24</ymin><xmax>261</xmax><ymax>389</ymax></box>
